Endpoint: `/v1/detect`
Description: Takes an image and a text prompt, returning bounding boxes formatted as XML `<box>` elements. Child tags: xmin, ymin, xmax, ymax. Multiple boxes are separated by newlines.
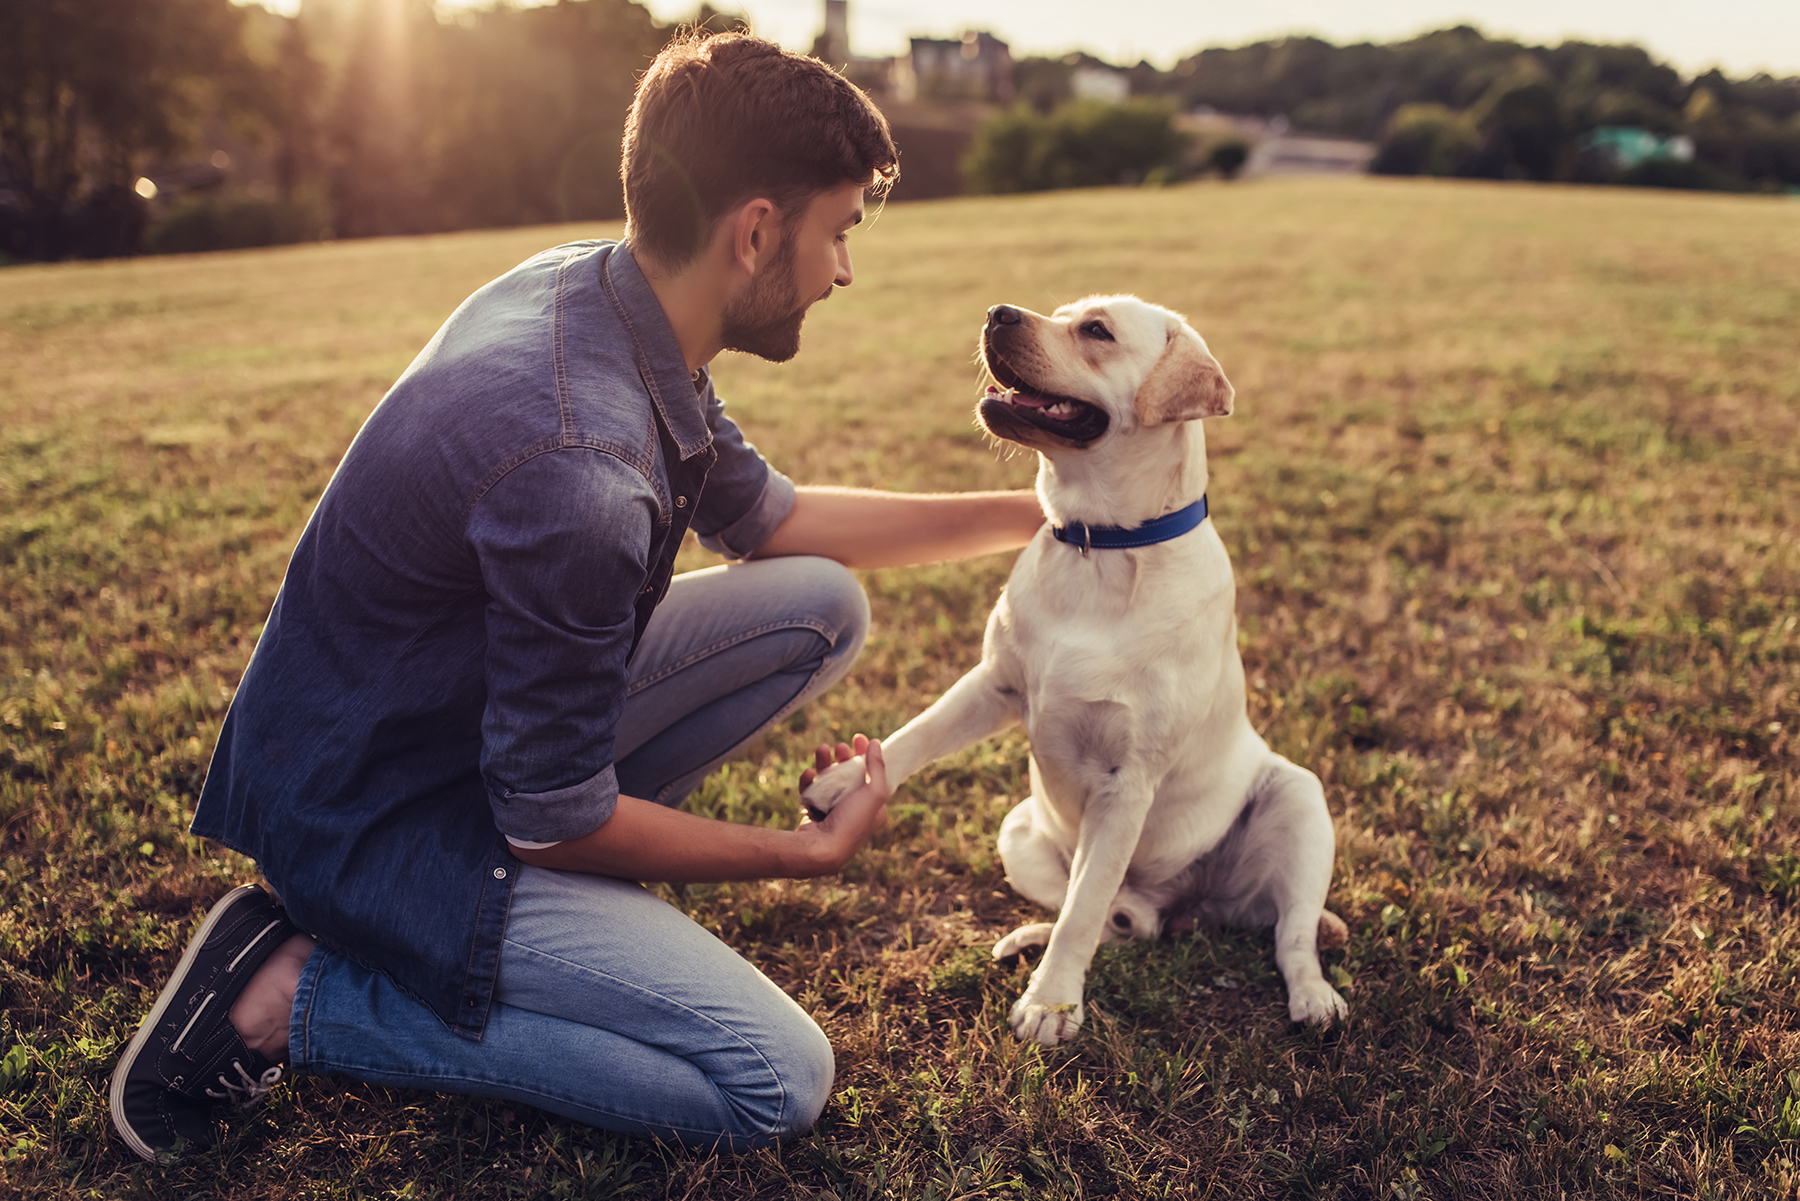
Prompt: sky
<box><xmin>625</xmin><ymin>0</ymin><xmax>1800</xmax><ymax>79</ymax></box>
<box><xmin>251</xmin><ymin>0</ymin><xmax>1800</xmax><ymax>79</ymax></box>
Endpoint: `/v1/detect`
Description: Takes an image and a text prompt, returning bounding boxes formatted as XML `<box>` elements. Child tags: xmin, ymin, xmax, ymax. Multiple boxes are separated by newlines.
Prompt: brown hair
<box><xmin>622</xmin><ymin>32</ymin><xmax>899</xmax><ymax>271</ymax></box>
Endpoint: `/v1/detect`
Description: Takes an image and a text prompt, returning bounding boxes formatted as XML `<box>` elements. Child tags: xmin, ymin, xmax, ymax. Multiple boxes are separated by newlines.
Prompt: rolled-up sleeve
<box><xmin>691</xmin><ymin>394</ymin><xmax>795</xmax><ymax>559</ymax></box>
<box><xmin>467</xmin><ymin>448</ymin><xmax>655</xmax><ymax>843</ymax></box>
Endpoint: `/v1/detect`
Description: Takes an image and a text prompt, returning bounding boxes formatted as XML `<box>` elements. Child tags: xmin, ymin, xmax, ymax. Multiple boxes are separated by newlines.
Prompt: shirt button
<box><xmin>675</xmin><ymin>496</ymin><xmax>688</xmax><ymax>508</ymax></box>
<box><xmin>493</xmin><ymin>867</ymin><xmax>507</xmax><ymax>880</ymax></box>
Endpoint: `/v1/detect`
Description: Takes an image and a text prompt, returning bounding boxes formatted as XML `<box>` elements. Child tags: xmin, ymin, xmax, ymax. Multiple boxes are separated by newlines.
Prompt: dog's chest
<box><xmin>994</xmin><ymin>538</ymin><xmax>1237</xmax><ymax>750</ymax></box>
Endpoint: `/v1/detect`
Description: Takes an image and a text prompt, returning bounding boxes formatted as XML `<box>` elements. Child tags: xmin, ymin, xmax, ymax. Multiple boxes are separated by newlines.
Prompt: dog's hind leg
<box><xmin>996</xmin><ymin>795</ymin><xmax>1069</xmax><ymax>913</ymax></box>
<box><xmin>993</xmin><ymin>922</ymin><xmax>1054</xmax><ymax>957</ymax></box>
<box><xmin>1102</xmin><ymin>887</ymin><xmax>1162</xmax><ymax>942</ymax></box>
<box><xmin>1232</xmin><ymin>755</ymin><xmax>1347</xmax><ymax>1026</ymax></box>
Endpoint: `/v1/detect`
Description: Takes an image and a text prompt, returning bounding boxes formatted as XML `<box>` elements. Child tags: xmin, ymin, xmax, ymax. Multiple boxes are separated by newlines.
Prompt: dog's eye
<box><xmin>1080</xmin><ymin>321</ymin><xmax>1114</xmax><ymax>342</ymax></box>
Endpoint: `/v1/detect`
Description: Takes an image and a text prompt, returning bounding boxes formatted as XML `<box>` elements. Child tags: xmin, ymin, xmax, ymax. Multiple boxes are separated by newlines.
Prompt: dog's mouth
<box><xmin>978</xmin><ymin>343</ymin><xmax>1110</xmax><ymax>448</ymax></box>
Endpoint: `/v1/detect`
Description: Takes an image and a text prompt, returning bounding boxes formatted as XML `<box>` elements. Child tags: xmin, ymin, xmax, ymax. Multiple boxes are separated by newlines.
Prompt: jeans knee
<box><xmin>796</xmin><ymin>557</ymin><xmax>869</xmax><ymax>660</ymax></box>
<box><xmin>779</xmin><ymin>1018</ymin><xmax>835</xmax><ymax>1135</ymax></box>
<box><xmin>730</xmin><ymin>1014</ymin><xmax>834</xmax><ymax>1145</ymax></box>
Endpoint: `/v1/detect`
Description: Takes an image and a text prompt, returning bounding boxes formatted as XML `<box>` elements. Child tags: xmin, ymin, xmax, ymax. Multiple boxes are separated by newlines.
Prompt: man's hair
<box><xmin>622</xmin><ymin>32</ymin><xmax>899</xmax><ymax>271</ymax></box>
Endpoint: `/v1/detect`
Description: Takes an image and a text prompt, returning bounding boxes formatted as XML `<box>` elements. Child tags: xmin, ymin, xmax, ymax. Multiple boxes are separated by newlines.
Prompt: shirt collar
<box><xmin>600</xmin><ymin>240</ymin><xmax>713</xmax><ymax>461</ymax></box>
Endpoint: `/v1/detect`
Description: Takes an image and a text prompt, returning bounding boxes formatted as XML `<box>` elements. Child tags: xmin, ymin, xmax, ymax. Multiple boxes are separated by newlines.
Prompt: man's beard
<box><xmin>719</xmin><ymin>239</ymin><xmax>825</xmax><ymax>363</ymax></box>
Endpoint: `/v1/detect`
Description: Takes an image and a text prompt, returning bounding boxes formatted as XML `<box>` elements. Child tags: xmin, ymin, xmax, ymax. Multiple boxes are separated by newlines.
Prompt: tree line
<box><xmin>1</xmin><ymin>0</ymin><xmax>725</xmax><ymax>261</ymax></box>
<box><xmin>1149</xmin><ymin>27</ymin><xmax>1800</xmax><ymax>189</ymax></box>
<box><xmin>960</xmin><ymin>29</ymin><xmax>1798</xmax><ymax>198</ymax></box>
<box><xmin>3</xmin><ymin>4</ymin><xmax>1795</xmax><ymax>263</ymax></box>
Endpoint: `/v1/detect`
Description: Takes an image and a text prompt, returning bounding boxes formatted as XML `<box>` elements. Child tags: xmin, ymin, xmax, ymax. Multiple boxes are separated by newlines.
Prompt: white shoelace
<box><xmin>204</xmin><ymin>1059</ymin><xmax>283</xmax><ymax>1107</ymax></box>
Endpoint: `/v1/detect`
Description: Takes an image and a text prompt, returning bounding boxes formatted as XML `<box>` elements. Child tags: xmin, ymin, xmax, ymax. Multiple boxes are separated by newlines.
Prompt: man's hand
<box><xmin>794</xmin><ymin>735</ymin><xmax>889</xmax><ymax>874</ymax></box>
<box><xmin>508</xmin><ymin>736</ymin><xmax>890</xmax><ymax>883</ymax></box>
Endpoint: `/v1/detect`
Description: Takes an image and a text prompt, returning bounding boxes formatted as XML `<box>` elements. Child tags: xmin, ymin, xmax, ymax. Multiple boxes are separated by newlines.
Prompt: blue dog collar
<box><xmin>1052</xmin><ymin>495</ymin><xmax>1209</xmax><ymax>552</ymax></box>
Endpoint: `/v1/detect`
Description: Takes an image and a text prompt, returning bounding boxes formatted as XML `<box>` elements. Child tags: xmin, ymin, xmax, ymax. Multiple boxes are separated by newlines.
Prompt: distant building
<box><xmin>811</xmin><ymin>0</ymin><xmax>895</xmax><ymax>94</ymax></box>
<box><xmin>1069</xmin><ymin>65</ymin><xmax>1129</xmax><ymax>104</ymax></box>
<box><xmin>1246</xmin><ymin>131</ymin><xmax>1377</xmax><ymax>176</ymax></box>
<box><xmin>900</xmin><ymin>32</ymin><xmax>1013</xmax><ymax>103</ymax></box>
<box><xmin>811</xmin><ymin>0</ymin><xmax>1014</xmax><ymax>105</ymax></box>
<box><xmin>1178</xmin><ymin>112</ymin><xmax>1374</xmax><ymax>176</ymax></box>
<box><xmin>808</xmin><ymin>1</ymin><xmax>1012</xmax><ymax>200</ymax></box>
<box><xmin>819</xmin><ymin>0</ymin><xmax>849</xmax><ymax>66</ymax></box>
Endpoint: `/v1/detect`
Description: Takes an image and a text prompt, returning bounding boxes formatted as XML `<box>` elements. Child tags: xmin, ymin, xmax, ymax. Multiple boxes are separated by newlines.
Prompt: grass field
<box><xmin>2</xmin><ymin>175</ymin><xmax>1799</xmax><ymax>1199</ymax></box>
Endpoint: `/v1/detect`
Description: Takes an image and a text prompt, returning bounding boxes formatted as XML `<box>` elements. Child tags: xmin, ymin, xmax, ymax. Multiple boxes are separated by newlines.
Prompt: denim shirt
<box><xmin>191</xmin><ymin>241</ymin><xmax>795</xmax><ymax>1040</ymax></box>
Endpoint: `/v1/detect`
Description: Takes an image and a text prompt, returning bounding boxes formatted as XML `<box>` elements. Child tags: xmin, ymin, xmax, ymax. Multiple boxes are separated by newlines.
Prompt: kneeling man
<box><xmin>111</xmin><ymin>33</ymin><xmax>1042</xmax><ymax>1158</ymax></box>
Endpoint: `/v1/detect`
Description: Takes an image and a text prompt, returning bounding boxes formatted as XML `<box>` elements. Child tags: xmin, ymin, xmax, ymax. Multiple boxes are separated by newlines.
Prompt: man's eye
<box><xmin>1081</xmin><ymin>321</ymin><xmax>1113</xmax><ymax>341</ymax></box>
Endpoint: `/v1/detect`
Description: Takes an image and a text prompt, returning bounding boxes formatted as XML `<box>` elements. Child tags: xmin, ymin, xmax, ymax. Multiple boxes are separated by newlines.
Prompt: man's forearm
<box><xmin>509</xmin><ymin>795</ymin><xmax>828</xmax><ymax>882</ymax></box>
<box><xmin>752</xmin><ymin>486</ymin><xmax>1043</xmax><ymax>568</ymax></box>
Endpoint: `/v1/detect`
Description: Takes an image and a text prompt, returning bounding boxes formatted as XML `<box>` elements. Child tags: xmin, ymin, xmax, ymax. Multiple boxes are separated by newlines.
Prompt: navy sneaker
<box><xmin>110</xmin><ymin>884</ymin><xmax>297</xmax><ymax>1161</ymax></box>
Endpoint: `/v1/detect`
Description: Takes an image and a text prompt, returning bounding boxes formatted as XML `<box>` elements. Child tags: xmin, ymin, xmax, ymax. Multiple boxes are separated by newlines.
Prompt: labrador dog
<box><xmin>804</xmin><ymin>296</ymin><xmax>1347</xmax><ymax>1044</ymax></box>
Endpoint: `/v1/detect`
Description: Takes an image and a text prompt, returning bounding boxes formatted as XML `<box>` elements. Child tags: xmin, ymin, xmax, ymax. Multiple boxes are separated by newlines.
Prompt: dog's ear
<box><xmin>1133</xmin><ymin>324</ymin><xmax>1233</xmax><ymax>425</ymax></box>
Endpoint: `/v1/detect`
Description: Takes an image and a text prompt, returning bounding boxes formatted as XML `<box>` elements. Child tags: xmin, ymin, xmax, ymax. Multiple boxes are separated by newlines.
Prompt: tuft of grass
<box><xmin>2</xmin><ymin>176</ymin><xmax>1798</xmax><ymax>1198</ymax></box>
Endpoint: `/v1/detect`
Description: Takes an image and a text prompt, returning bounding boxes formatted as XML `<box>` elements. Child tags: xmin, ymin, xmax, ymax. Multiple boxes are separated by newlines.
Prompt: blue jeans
<box><xmin>286</xmin><ymin>556</ymin><xmax>868</xmax><ymax>1148</ymax></box>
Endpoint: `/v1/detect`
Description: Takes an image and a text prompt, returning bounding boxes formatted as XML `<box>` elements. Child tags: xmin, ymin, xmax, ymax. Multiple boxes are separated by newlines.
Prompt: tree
<box><xmin>1013</xmin><ymin>57</ymin><xmax>1077</xmax><ymax>114</ymax></box>
<box><xmin>0</xmin><ymin>0</ymin><xmax>261</xmax><ymax>259</ymax></box>
<box><xmin>963</xmin><ymin>100</ymin><xmax>1193</xmax><ymax>194</ymax></box>
<box><xmin>1471</xmin><ymin>80</ymin><xmax>1568</xmax><ymax>179</ymax></box>
<box><xmin>430</xmin><ymin>0</ymin><xmax>668</xmax><ymax>227</ymax></box>
<box><xmin>1371</xmin><ymin>103</ymin><xmax>1480</xmax><ymax>176</ymax></box>
<box><xmin>322</xmin><ymin>0</ymin><xmax>436</xmax><ymax>238</ymax></box>
<box><xmin>316</xmin><ymin>0</ymin><xmax>671</xmax><ymax>239</ymax></box>
<box><xmin>270</xmin><ymin>15</ymin><xmax>324</xmax><ymax>204</ymax></box>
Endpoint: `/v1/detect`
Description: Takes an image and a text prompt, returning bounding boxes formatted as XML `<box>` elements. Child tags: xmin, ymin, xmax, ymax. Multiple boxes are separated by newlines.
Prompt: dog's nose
<box><xmin>988</xmin><ymin>305</ymin><xmax>1022</xmax><ymax>328</ymax></box>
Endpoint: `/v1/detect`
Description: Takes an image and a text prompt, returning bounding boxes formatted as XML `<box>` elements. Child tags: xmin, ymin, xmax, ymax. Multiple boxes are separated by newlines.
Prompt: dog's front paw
<box><xmin>1288</xmin><ymin>979</ymin><xmax>1348</xmax><ymax>1027</ymax></box>
<box><xmin>1010</xmin><ymin>991</ymin><xmax>1084</xmax><ymax>1045</ymax></box>
<box><xmin>800</xmin><ymin>757</ymin><xmax>866</xmax><ymax>820</ymax></box>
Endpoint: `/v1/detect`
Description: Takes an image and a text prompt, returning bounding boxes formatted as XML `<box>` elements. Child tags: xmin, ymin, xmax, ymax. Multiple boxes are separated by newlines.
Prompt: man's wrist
<box><xmin>780</xmin><ymin>826</ymin><xmax>844</xmax><ymax>879</ymax></box>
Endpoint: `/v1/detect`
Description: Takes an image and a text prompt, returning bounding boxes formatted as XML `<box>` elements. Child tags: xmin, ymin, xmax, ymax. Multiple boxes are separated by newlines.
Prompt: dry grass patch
<box><xmin>2</xmin><ymin>176</ymin><xmax>1798</xmax><ymax>1198</ymax></box>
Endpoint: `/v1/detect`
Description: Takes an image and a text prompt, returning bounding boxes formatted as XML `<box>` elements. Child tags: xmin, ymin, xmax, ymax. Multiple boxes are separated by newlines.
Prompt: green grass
<box><xmin>3</xmin><ymin>175</ymin><xmax>1799</xmax><ymax>1198</ymax></box>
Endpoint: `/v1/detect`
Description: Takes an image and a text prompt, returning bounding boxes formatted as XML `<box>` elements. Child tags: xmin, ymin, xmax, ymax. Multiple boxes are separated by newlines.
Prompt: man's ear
<box><xmin>729</xmin><ymin>198</ymin><xmax>779</xmax><ymax>275</ymax></box>
<box><xmin>1133</xmin><ymin>323</ymin><xmax>1234</xmax><ymax>425</ymax></box>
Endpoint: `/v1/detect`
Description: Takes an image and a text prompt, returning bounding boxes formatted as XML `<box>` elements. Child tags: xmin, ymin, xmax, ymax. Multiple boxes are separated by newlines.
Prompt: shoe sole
<box><xmin>109</xmin><ymin>884</ymin><xmax>275</xmax><ymax>1162</ymax></box>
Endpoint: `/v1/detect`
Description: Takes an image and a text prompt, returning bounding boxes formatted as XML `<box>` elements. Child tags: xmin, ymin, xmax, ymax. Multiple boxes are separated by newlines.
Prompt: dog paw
<box><xmin>1010</xmin><ymin>995</ymin><xmax>1084</xmax><ymax>1045</ymax></box>
<box><xmin>1288</xmin><ymin>979</ymin><xmax>1348</xmax><ymax>1027</ymax></box>
<box><xmin>800</xmin><ymin>757</ymin><xmax>866</xmax><ymax>820</ymax></box>
<box><xmin>992</xmin><ymin>922</ymin><xmax>1054</xmax><ymax>959</ymax></box>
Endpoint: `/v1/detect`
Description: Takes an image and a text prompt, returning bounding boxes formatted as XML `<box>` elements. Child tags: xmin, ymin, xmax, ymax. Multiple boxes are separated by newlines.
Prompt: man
<box><xmin>110</xmin><ymin>33</ymin><xmax>1043</xmax><ymax>1157</ymax></box>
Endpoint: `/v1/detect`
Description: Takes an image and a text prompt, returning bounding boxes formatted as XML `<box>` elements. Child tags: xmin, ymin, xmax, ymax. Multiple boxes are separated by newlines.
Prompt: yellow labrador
<box><xmin>805</xmin><ymin>297</ymin><xmax>1347</xmax><ymax>1044</ymax></box>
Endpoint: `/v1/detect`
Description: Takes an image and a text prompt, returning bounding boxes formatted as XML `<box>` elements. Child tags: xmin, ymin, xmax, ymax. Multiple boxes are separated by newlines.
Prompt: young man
<box><xmin>110</xmin><ymin>34</ymin><xmax>1043</xmax><ymax>1157</ymax></box>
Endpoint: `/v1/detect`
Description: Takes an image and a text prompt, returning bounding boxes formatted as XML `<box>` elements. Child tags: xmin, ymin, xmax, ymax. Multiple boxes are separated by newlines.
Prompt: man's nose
<box><xmin>835</xmin><ymin>243</ymin><xmax>854</xmax><ymax>288</ymax></box>
<box><xmin>987</xmin><ymin>305</ymin><xmax>1021</xmax><ymax>328</ymax></box>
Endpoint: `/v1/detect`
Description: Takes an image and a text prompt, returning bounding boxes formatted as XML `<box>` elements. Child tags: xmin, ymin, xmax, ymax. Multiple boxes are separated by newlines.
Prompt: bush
<box><xmin>143</xmin><ymin>197</ymin><xmax>325</xmax><ymax>255</ymax></box>
<box><xmin>1469</xmin><ymin>81</ymin><xmax>1568</xmax><ymax>179</ymax></box>
<box><xmin>1616</xmin><ymin>158</ymin><xmax>1748</xmax><ymax>191</ymax></box>
<box><xmin>963</xmin><ymin>99</ymin><xmax>1193</xmax><ymax>194</ymax></box>
<box><xmin>1207</xmin><ymin>139</ymin><xmax>1250</xmax><ymax>179</ymax></box>
<box><xmin>1</xmin><ymin>186</ymin><xmax>148</xmax><ymax>261</ymax></box>
<box><xmin>1371</xmin><ymin>103</ymin><xmax>1482</xmax><ymax>176</ymax></box>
